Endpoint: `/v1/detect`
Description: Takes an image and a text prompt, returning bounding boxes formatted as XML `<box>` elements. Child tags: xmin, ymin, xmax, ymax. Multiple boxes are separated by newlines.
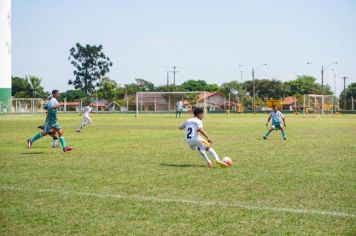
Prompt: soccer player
<box><xmin>179</xmin><ymin>107</ymin><xmax>228</xmax><ymax>168</ymax></box>
<box><xmin>37</xmin><ymin>96</ymin><xmax>59</xmax><ymax>148</ymax></box>
<box><xmin>176</xmin><ymin>100</ymin><xmax>183</xmax><ymax>118</ymax></box>
<box><xmin>27</xmin><ymin>90</ymin><xmax>73</xmax><ymax>152</ymax></box>
<box><xmin>76</xmin><ymin>105</ymin><xmax>93</xmax><ymax>132</ymax></box>
<box><xmin>263</xmin><ymin>105</ymin><xmax>287</xmax><ymax>140</ymax></box>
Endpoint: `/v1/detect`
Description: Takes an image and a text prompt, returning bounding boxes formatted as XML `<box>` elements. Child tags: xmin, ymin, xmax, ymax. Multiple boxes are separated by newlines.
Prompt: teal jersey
<box><xmin>44</xmin><ymin>98</ymin><xmax>61</xmax><ymax>132</ymax></box>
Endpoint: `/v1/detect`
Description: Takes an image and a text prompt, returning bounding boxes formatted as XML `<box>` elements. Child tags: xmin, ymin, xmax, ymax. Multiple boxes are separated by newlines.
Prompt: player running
<box><xmin>263</xmin><ymin>105</ymin><xmax>287</xmax><ymax>140</ymax></box>
<box><xmin>37</xmin><ymin>96</ymin><xmax>59</xmax><ymax>148</ymax></box>
<box><xmin>27</xmin><ymin>90</ymin><xmax>73</xmax><ymax>152</ymax></box>
<box><xmin>76</xmin><ymin>105</ymin><xmax>94</xmax><ymax>132</ymax></box>
<box><xmin>179</xmin><ymin>107</ymin><xmax>228</xmax><ymax>168</ymax></box>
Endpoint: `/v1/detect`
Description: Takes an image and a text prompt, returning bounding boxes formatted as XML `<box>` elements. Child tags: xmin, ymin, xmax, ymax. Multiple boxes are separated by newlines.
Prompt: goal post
<box><xmin>135</xmin><ymin>91</ymin><xmax>208</xmax><ymax>117</ymax></box>
<box><xmin>303</xmin><ymin>94</ymin><xmax>334</xmax><ymax>116</ymax></box>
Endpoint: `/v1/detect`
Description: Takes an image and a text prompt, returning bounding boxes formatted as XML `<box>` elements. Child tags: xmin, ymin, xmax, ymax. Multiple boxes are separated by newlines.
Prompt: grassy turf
<box><xmin>0</xmin><ymin>113</ymin><xmax>355</xmax><ymax>235</ymax></box>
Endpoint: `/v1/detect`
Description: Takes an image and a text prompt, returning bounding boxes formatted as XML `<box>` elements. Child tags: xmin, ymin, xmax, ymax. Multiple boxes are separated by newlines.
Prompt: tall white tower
<box><xmin>0</xmin><ymin>0</ymin><xmax>11</xmax><ymax>112</ymax></box>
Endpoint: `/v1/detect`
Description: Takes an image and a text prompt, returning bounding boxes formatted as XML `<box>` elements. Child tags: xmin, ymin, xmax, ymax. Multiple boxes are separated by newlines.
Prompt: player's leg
<box><xmin>198</xmin><ymin>137</ymin><xmax>227</xmax><ymax>168</ymax></box>
<box><xmin>263</xmin><ymin>125</ymin><xmax>275</xmax><ymax>139</ymax></box>
<box><xmin>189</xmin><ymin>141</ymin><xmax>212</xmax><ymax>167</ymax></box>
<box><xmin>198</xmin><ymin>147</ymin><xmax>213</xmax><ymax>168</ymax></box>
<box><xmin>50</xmin><ymin>129</ymin><xmax>59</xmax><ymax>148</ymax></box>
<box><xmin>27</xmin><ymin>131</ymin><xmax>47</xmax><ymax>148</ymax></box>
<box><xmin>56</xmin><ymin>128</ymin><xmax>73</xmax><ymax>152</ymax></box>
<box><xmin>280</xmin><ymin>127</ymin><xmax>286</xmax><ymax>140</ymax></box>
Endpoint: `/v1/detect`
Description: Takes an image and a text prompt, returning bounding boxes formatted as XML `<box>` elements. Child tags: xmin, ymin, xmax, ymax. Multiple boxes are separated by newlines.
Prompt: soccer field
<box><xmin>0</xmin><ymin>113</ymin><xmax>355</xmax><ymax>235</ymax></box>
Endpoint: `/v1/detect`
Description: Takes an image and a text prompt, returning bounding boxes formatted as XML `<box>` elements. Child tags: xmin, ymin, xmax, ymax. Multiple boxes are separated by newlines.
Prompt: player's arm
<box><xmin>179</xmin><ymin>123</ymin><xmax>186</xmax><ymax>130</ymax></box>
<box><xmin>266</xmin><ymin>115</ymin><xmax>271</xmax><ymax>126</ymax></box>
<box><xmin>198</xmin><ymin>128</ymin><xmax>212</xmax><ymax>144</ymax></box>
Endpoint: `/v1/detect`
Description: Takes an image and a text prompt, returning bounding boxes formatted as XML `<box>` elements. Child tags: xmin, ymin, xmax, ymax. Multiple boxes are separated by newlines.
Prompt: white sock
<box><xmin>199</xmin><ymin>149</ymin><xmax>212</xmax><ymax>165</ymax></box>
<box><xmin>209</xmin><ymin>148</ymin><xmax>221</xmax><ymax>161</ymax></box>
<box><xmin>53</xmin><ymin>140</ymin><xmax>57</xmax><ymax>146</ymax></box>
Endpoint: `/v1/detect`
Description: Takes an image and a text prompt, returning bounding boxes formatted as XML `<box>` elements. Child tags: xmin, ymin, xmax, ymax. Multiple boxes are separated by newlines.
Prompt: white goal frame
<box><xmin>135</xmin><ymin>91</ymin><xmax>208</xmax><ymax>117</ymax></box>
<box><xmin>303</xmin><ymin>94</ymin><xmax>334</xmax><ymax>116</ymax></box>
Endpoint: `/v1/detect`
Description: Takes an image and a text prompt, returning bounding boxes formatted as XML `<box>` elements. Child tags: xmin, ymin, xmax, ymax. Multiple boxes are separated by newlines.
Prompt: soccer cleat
<box><xmin>52</xmin><ymin>144</ymin><xmax>59</xmax><ymax>148</ymax></box>
<box><xmin>63</xmin><ymin>146</ymin><xmax>73</xmax><ymax>152</ymax></box>
<box><xmin>76</xmin><ymin>129</ymin><xmax>80</xmax><ymax>132</ymax></box>
<box><xmin>27</xmin><ymin>139</ymin><xmax>32</xmax><ymax>149</ymax></box>
<box><xmin>263</xmin><ymin>136</ymin><xmax>267</xmax><ymax>140</ymax></box>
<box><xmin>207</xmin><ymin>162</ymin><xmax>213</xmax><ymax>168</ymax></box>
<box><xmin>283</xmin><ymin>137</ymin><xmax>286</xmax><ymax>140</ymax></box>
<box><xmin>216</xmin><ymin>160</ymin><xmax>228</xmax><ymax>168</ymax></box>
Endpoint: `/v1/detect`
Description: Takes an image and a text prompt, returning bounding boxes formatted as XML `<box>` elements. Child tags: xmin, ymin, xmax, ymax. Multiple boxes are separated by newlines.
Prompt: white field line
<box><xmin>1</xmin><ymin>185</ymin><xmax>355</xmax><ymax>218</ymax></box>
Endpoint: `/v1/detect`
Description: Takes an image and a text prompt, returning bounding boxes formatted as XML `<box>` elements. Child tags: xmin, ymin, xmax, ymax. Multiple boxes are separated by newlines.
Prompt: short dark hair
<box><xmin>52</xmin><ymin>90</ymin><xmax>59</xmax><ymax>95</ymax></box>
<box><xmin>193</xmin><ymin>107</ymin><xmax>204</xmax><ymax>116</ymax></box>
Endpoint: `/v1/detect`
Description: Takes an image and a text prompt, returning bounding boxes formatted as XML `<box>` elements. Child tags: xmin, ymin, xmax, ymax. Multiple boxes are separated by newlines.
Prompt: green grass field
<box><xmin>0</xmin><ymin>113</ymin><xmax>355</xmax><ymax>235</ymax></box>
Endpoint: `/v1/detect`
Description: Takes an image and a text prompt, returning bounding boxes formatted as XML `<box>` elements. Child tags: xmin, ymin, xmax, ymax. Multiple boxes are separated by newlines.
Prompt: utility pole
<box><xmin>342</xmin><ymin>76</ymin><xmax>347</xmax><ymax>110</ymax></box>
<box><xmin>167</xmin><ymin>66</ymin><xmax>179</xmax><ymax>86</ymax></box>
<box><xmin>173</xmin><ymin>66</ymin><xmax>179</xmax><ymax>86</ymax></box>
<box><xmin>166</xmin><ymin>71</ymin><xmax>170</xmax><ymax>86</ymax></box>
<box><xmin>321</xmin><ymin>66</ymin><xmax>324</xmax><ymax>95</ymax></box>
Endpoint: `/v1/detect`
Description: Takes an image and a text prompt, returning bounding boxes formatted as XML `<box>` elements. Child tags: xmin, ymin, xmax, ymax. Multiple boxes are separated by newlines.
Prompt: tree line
<box><xmin>11</xmin><ymin>42</ymin><xmax>356</xmax><ymax>109</ymax></box>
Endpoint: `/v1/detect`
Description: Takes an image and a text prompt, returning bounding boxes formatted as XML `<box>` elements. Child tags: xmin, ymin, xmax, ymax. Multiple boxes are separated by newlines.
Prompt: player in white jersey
<box><xmin>179</xmin><ymin>108</ymin><xmax>228</xmax><ymax>168</ymax></box>
<box><xmin>263</xmin><ymin>105</ymin><xmax>287</xmax><ymax>140</ymax></box>
<box><xmin>76</xmin><ymin>105</ymin><xmax>94</xmax><ymax>132</ymax></box>
<box><xmin>176</xmin><ymin>100</ymin><xmax>184</xmax><ymax>118</ymax></box>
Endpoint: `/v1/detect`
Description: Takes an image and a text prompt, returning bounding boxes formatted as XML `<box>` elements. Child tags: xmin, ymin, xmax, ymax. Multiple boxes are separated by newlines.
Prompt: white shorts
<box><xmin>186</xmin><ymin>136</ymin><xmax>210</xmax><ymax>151</ymax></box>
<box><xmin>82</xmin><ymin>115</ymin><xmax>92</xmax><ymax>125</ymax></box>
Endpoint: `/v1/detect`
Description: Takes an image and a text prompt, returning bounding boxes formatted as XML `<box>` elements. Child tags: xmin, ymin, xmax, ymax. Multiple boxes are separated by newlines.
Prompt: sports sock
<box><xmin>208</xmin><ymin>148</ymin><xmax>221</xmax><ymax>161</ymax></box>
<box><xmin>59</xmin><ymin>136</ymin><xmax>67</xmax><ymax>148</ymax></box>
<box><xmin>53</xmin><ymin>139</ymin><xmax>57</xmax><ymax>146</ymax></box>
<box><xmin>199</xmin><ymin>149</ymin><xmax>212</xmax><ymax>165</ymax></box>
<box><xmin>264</xmin><ymin>131</ymin><xmax>271</xmax><ymax>137</ymax></box>
<box><xmin>31</xmin><ymin>132</ymin><xmax>42</xmax><ymax>143</ymax></box>
<box><xmin>281</xmin><ymin>130</ymin><xmax>286</xmax><ymax>139</ymax></box>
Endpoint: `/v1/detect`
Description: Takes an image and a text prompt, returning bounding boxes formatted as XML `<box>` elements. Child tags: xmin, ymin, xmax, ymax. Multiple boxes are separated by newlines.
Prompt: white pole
<box><xmin>140</xmin><ymin>93</ymin><xmax>142</xmax><ymax>111</ymax></box>
<box><xmin>126</xmin><ymin>98</ymin><xmax>128</xmax><ymax>112</ymax></box>
<box><xmin>303</xmin><ymin>95</ymin><xmax>305</xmax><ymax>116</ymax></box>
<box><xmin>136</xmin><ymin>93</ymin><xmax>138</xmax><ymax>117</ymax></box>
<box><xmin>204</xmin><ymin>91</ymin><xmax>207</xmax><ymax>117</ymax></box>
<box><xmin>168</xmin><ymin>96</ymin><xmax>170</xmax><ymax>111</ymax></box>
<box><xmin>64</xmin><ymin>98</ymin><xmax>67</xmax><ymax>112</ymax></box>
<box><xmin>0</xmin><ymin>0</ymin><xmax>12</xmax><ymax>112</ymax></box>
<box><xmin>321</xmin><ymin>95</ymin><xmax>324</xmax><ymax>116</ymax></box>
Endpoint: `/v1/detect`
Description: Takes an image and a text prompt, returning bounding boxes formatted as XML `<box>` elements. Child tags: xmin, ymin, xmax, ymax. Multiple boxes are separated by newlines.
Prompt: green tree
<box><xmin>60</xmin><ymin>90</ymin><xmax>86</xmax><ymax>102</ymax></box>
<box><xmin>11</xmin><ymin>75</ymin><xmax>49</xmax><ymax>98</ymax></box>
<box><xmin>181</xmin><ymin>80</ymin><xmax>218</xmax><ymax>92</ymax></box>
<box><xmin>68</xmin><ymin>43</ymin><xmax>113</xmax><ymax>95</ymax></box>
<box><xmin>339</xmin><ymin>82</ymin><xmax>356</xmax><ymax>109</ymax></box>
<box><xmin>284</xmin><ymin>75</ymin><xmax>333</xmax><ymax>96</ymax></box>
<box><xmin>125</xmin><ymin>78</ymin><xmax>156</xmax><ymax>95</ymax></box>
<box><xmin>218</xmin><ymin>80</ymin><xmax>246</xmax><ymax>103</ymax></box>
<box><xmin>97</xmin><ymin>77</ymin><xmax>124</xmax><ymax>102</ymax></box>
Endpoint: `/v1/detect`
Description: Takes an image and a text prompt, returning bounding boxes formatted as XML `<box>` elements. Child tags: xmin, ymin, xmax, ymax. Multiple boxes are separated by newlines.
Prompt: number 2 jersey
<box><xmin>181</xmin><ymin>117</ymin><xmax>203</xmax><ymax>142</ymax></box>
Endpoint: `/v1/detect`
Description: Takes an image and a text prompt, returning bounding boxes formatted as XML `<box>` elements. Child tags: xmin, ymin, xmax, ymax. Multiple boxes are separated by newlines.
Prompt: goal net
<box><xmin>12</xmin><ymin>98</ymin><xmax>44</xmax><ymax>113</ymax></box>
<box><xmin>135</xmin><ymin>91</ymin><xmax>208</xmax><ymax>117</ymax></box>
<box><xmin>303</xmin><ymin>94</ymin><xmax>334</xmax><ymax>116</ymax></box>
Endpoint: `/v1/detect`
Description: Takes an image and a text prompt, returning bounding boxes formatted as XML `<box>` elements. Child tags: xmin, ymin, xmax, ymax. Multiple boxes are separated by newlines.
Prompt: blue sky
<box><xmin>12</xmin><ymin>0</ymin><xmax>356</xmax><ymax>96</ymax></box>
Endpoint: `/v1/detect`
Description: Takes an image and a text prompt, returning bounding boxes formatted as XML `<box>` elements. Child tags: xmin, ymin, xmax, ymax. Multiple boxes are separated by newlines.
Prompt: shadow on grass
<box><xmin>20</xmin><ymin>152</ymin><xmax>44</xmax><ymax>155</ymax></box>
<box><xmin>160</xmin><ymin>163</ymin><xmax>205</xmax><ymax>168</ymax></box>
